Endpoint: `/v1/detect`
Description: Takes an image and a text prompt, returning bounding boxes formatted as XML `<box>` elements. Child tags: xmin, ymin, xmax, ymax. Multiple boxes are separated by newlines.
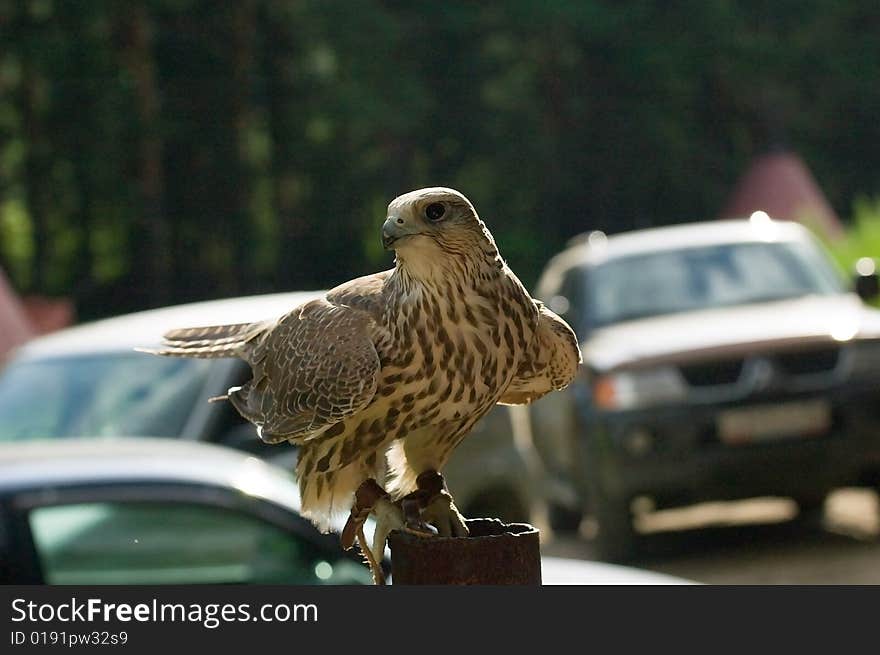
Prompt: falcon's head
<box><xmin>382</xmin><ymin>187</ymin><xmax>496</xmax><ymax>259</ymax></box>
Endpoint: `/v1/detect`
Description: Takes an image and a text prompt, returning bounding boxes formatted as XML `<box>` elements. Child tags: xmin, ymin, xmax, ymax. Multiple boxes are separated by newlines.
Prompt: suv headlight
<box><xmin>592</xmin><ymin>366</ymin><xmax>687</xmax><ymax>410</ymax></box>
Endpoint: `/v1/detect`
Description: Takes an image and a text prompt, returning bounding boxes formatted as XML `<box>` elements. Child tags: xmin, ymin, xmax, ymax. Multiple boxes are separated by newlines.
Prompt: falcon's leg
<box><xmin>403</xmin><ymin>470</ymin><xmax>470</xmax><ymax>538</ymax></box>
<box><xmin>370</xmin><ymin>491</ymin><xmax>437</xmax><ymax>567</ymax></box>
<box><xmin>355</xmin><ymin>526</ymin><xmax>384</xmax><ymax>586</ymax></box>
<box><xmin>341</xmin><ymin>479</ymin><xmax>393</xmax><ymax>584</ymax></box>
<box><xmin>340</xmin><ymin>478</ymin><xmax>432</xmax><ymax>585</ymax></box>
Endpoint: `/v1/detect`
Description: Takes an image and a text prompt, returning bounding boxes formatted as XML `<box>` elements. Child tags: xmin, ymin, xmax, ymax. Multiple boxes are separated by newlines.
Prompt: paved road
<box><xmin>542</xmin><ymin>488</ymin><xmax>880</xmax><ymax>584</ymax></box>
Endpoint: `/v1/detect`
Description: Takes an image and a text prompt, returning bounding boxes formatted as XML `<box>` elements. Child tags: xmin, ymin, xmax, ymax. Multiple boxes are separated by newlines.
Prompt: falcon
<box><xmin>145</xmin><ymin>187</ymin><xmax>581</xmax><ymax>583</ymax></box>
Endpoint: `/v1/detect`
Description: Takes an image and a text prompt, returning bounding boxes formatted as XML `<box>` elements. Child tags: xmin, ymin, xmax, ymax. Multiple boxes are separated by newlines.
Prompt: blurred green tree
<box><xmin>0</xmin><ymin>0</ymin><xmax>878</xmax><ymax>320</ymax></box>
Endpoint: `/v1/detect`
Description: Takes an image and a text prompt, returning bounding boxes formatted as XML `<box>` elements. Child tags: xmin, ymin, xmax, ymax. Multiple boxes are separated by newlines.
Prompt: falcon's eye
<box><xmin>425</xmin><ymin>202</ymin><xmax>446</xmax><ymax>222</ymax></box>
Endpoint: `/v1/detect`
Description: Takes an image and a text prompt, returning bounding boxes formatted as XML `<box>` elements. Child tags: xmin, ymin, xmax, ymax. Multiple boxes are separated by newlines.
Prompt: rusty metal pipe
<box><xmin>388</xmin><ymin>518</ymin><xmax>541</xmax><ymax>585</ymax></box>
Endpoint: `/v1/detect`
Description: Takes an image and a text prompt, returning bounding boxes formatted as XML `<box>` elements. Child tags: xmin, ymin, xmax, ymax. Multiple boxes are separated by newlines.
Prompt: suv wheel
<box><xmin>793</xmin><ymin>492</ymin><xmax>827</xmax><ymax>527</ymax></box>
<box><xmin>592</xmin><ymin>494</ymin><xmax>638</xmax><ymax>562</ymax></box>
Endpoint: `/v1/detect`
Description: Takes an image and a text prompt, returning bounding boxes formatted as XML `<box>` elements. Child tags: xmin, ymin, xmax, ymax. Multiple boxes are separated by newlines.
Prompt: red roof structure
<box><xmin>719</xmin><ymin>151</ymin><xmax>844</xmax><ymax>239</ymax></box>
<box><xmin>21</xmin><ymin>296</ymin><xmax>75</xmax><ymax>335</ymax></box>
<box><xmin>0</xmin><ymin>269</ymin><xmax>33</xmax><ymax>360</ymax></box>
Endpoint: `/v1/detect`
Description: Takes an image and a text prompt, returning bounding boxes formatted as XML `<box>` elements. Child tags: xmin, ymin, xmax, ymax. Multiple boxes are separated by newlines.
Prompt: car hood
<box><xmin>540</xmin><ymin>556</ymin><xmax>696</xmax><ymax>585</ymax></box>
<box><xmin>585</xmin><ymin>293</ymin><xmax>880</xmax><ymax>372</ymax></box>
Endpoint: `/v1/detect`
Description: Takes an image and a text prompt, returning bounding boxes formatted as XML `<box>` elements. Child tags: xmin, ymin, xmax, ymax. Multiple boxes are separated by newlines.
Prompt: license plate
<box><xmin>717</xmin><ymin>400</ymin><xmax>831</xmax><ymax>445</ymax></box>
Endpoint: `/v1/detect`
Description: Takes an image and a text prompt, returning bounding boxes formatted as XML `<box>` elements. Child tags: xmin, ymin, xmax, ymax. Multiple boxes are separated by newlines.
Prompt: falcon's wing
<box><xmin>232</xmin><ymin>297</ymin><xmax>381</xmax><ymax>443</ymax></box>
<box><xmin>497</xmin><ymin>302</ymin><xmax>581</xmax><ymax>405</ymax></box>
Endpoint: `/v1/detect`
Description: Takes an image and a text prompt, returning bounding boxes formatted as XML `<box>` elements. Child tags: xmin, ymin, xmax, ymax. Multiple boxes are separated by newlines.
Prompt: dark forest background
<box><xmin>2</xmin><ymin>1</ymin><xmax>879</xmax><ymax>321</ymax></box>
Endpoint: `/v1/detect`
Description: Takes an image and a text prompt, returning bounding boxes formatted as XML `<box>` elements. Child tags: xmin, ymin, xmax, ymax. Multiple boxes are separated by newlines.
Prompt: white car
<box><xmin>0</xmin><ymin>438</ymin><xmax>692</xmax><ymax>585</ymax></box>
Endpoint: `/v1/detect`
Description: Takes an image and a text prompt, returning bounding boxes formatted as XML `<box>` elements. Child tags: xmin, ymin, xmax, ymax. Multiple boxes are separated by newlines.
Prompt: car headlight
<box><xmin>592</xmin><ymin>366</ymin><xmax>687</xmax><ymax>410</ymax></box>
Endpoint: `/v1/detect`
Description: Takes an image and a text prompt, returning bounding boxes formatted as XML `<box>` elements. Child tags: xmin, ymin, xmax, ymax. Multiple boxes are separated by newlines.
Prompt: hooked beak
<box><xmin>382</xmin><ymin>217</ymin><xmax>419</xmax><ymax>250</ymax></box>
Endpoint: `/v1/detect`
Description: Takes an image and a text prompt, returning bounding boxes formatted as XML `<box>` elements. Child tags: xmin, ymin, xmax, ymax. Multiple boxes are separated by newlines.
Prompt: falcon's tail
<box><xmin>138</xmin><ymin>321</ymin><xmax>266</xmax><ymax>359</ymax></box>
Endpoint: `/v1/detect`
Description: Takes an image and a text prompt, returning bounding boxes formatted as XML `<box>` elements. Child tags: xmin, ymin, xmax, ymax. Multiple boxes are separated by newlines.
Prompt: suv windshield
<box><xmin>587</xmin><ymin>240</ymin><xmax>844</xmax><ymax>328</ymax></box>
<box><xmin>0</xmin><ymin>354</ymin><xmax>212</xmax><ymax>441</ymax></box>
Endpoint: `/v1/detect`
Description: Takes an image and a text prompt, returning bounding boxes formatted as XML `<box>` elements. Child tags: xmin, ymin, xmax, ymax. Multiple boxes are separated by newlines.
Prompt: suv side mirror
<box><xmin>546</xmin><ymin>295</ymin><xmax>570</xmax><ymax>317</ymax></box>
<box><xmin>854</xmin><ymin>257</ymin><xmax>879</xmax><ymax>301</ymax></box>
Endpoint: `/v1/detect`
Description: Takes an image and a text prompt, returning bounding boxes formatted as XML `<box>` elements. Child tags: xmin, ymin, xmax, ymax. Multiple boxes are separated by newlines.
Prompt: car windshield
<box><xmin>587</xmin><ymin>240</ymin><xmax>844</xmax><ymax>328</ymax></box>
<box><xmin>0</xmin><ymin>354</ymin><xmax>213</xmax><ymax>441</ymax></box>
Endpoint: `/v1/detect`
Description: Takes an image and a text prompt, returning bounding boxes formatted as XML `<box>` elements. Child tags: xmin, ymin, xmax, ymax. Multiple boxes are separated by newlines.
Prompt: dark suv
<box><xmin>528</xmin><ymin>216</ymin><xmax>880</xmax><ymax>559</ymax></box>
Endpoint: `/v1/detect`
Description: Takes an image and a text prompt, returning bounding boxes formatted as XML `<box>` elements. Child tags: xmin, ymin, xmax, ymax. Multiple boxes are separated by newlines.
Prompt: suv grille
<box><xmin>775</xmin><ymin>346</ymin><xmax>840</xmax><ymax>376</ymax></box>
<box><xmin>676</xmin><ymin>345</ymin><xmax>842</xmax><ymax>393</ymax></box>
<box><xmin>679</xmin><ymin>358</ymin><xmax>744</xmax><ymax>386</ymax></box>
